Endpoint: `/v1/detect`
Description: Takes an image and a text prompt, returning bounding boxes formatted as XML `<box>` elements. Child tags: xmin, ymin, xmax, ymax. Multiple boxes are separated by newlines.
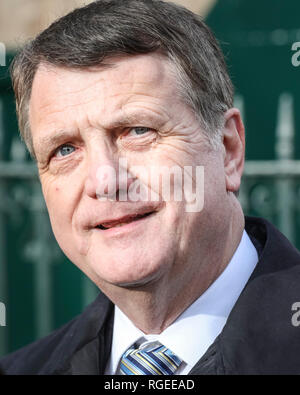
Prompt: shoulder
<box><xmin>220</xmin><ymin>216</ymin><xmax>300</xmax><ymax>374</ymax></box>
<box><xmin>0</xmin><ymin>292</ymin><xmax>113</xmax><ymax>375</ymax></box>
<box><xmin>245</xmin><ymin>215</ymin><xmax>300</xmax><ymax>266</ymax></box>
<box><xmin>0</xmin><ymin>317</ymin><xmax>78</xmax><ymax>375</ymax></box>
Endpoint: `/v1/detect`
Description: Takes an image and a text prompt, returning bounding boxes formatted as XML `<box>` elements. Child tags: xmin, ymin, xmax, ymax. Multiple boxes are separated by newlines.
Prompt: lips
<box><xmin>96</xmin><ymin>211</ymin><xmax>155</xmax><ymax>230</ymax></box>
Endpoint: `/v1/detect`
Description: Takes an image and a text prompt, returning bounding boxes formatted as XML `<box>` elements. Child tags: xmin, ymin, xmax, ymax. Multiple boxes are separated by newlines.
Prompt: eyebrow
<box><xmin>35</xmin><ymin>130</ymin><xmax>78</xmax><ymax>159</ymax></box>
<box><xmin>103</xmin><ymin>109</ymin><xmax>167</xmax><ymax>129</ymax></box>
<box><xmin>35</xmin><ymin>110</ymin><xmax>168</xmax><ymax>157</ymax></box>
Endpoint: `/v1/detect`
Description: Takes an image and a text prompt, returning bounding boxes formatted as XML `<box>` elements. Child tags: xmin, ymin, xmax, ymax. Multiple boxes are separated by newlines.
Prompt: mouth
<box><xmin>95</xmin><ymin>211</ymin><xmax>155</xmax><ymax>231</ymax></box>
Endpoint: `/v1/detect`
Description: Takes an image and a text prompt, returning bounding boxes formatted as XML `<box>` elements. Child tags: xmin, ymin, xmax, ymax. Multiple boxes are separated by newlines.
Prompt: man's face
<box><xmin>29</xmin><ymin>53</ymin><xmax>232</xmax><ymax>291</ymax></box>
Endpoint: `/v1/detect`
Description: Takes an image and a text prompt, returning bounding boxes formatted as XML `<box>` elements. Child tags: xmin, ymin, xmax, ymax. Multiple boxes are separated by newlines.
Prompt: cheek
<box><xmin>42</xmin><ymin>181</ymin><xmax>74</xmax><ymax>238</ymax></box>
<box><xmin>46</xmin><ymin>191</ymin><xmax>79</xmax><ymax>264</ymax></box>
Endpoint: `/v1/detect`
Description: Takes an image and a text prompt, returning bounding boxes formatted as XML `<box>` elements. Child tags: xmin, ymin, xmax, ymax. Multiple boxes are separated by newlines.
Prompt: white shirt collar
<box><xmin>105</xmin><ymin>230</ymin><xmax>258</xmax><ymax>374</ymax></box>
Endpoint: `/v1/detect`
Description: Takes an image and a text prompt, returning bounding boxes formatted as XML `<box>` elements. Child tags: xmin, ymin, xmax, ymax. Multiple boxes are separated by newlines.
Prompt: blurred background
<box><xmin>0</xmin><ymin>0</ymin><xmax>300</xmax><ymax>357</ymax></box>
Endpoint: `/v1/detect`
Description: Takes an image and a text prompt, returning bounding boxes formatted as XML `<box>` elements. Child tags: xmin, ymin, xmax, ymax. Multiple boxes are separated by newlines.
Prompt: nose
<box><xmin>84</xmin><ymin>143</ymin><xmax>134</xmax><ymax>201</ymax></box>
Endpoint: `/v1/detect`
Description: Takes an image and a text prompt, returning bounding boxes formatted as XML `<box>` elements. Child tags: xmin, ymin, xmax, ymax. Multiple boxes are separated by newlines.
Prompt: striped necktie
<box><xmin>120</xmin><ymin>341</ymin><xmax>182</xmax><ymax>375</ymax></box>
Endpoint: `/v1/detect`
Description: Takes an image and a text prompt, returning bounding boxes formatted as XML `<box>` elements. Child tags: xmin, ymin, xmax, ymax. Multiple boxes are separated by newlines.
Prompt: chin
<box><xmin>89</xmin><ymin>252</ymin><xmax>169</xmax><ymax>290</ymax></box>
<box><xmin>113</xmin><ymin>275</ymin><xmax>159</xmax><ymax>289</ymax></box>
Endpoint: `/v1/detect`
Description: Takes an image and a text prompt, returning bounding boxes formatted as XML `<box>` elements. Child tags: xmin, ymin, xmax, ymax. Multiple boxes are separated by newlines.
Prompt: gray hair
<box><xmin>10</xmin><ymin>0</ymin><xmax>234</xmax><ymax>158</ymax></box>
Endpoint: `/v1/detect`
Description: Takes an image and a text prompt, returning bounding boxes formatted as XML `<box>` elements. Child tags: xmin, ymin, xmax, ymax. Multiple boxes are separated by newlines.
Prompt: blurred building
<box><xmin>0</xmin><ymin>0</ymin><xmax>216</xmax><ymax>49</ymax></box>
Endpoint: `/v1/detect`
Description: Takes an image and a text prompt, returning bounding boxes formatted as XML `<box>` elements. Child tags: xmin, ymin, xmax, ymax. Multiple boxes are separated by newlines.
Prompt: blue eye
<box><xmin>55</xmin><ymin>144</ymin><xmax>76</xmax><ymax>157</ymax></box>
<box><xmin>129</xmin><ymin>127</ymin><xmax>151</xmax><ymax>136</ymax></box>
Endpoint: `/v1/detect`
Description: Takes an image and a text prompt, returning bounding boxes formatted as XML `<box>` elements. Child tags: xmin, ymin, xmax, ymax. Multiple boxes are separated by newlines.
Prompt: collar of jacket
<box><xmin>49</xmin><ymin>294</ymin><xmax>114</xmax><ymax>375</ymax></box>
<box><xmin>189</xmin><ymin>216</ymin><xmax>300</xmax><ymax>374</ymax></box>
<box><xmin>38</xmin><ymin>216</ymin><xmax>300</xmax><ymax>375</ymax></box>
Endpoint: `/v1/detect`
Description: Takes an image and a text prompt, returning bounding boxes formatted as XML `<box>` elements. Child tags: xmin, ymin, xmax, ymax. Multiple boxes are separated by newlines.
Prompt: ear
<box><xmin>222</xmin><ymin>108</ymin><xmax>245</xmax><ymax>193</ymax></box>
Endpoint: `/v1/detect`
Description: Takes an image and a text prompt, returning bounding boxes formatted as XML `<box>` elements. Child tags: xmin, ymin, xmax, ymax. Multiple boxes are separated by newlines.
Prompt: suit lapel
<box><xmin>53</xmin><ymin>293</ymin><xmax>114</xmax><ymax>375</ymax></box>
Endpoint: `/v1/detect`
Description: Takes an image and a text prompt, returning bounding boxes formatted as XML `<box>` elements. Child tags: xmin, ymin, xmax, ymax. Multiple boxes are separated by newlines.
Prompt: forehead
<box><xmin>29</xmin><ymin>53</ymin><xmax>180</xmax><ymax>116</ymax></box>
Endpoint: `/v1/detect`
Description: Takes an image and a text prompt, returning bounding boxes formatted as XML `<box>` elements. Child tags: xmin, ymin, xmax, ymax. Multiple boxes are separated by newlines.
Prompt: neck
<box><xmin>99</xmin><ymin>200</ymin><xmax>245</xmax><ymax>334</ymax></box>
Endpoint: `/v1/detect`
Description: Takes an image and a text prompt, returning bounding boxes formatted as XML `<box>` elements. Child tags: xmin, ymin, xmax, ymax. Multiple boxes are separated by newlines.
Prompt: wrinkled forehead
<box><xmin>28</xmin><ymin>53</ymin><xmax>188</xmax><ymax>148</ymax></box>
<box><xmin>29</xmin><ymin>52</ymin><xmax>196</xmax><ymax>158</ymax></box>
<box><xmin>30</xmin><ymin>52</ymin><xmax>181</xmax><ymax>109</ymax></box>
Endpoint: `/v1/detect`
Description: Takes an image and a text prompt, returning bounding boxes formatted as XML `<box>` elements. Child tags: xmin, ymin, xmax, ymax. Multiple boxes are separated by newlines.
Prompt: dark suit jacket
<box><xmin>1</xmin><ymin>216</ymin><xmax>300</xmax><ymax>375</ymax></box>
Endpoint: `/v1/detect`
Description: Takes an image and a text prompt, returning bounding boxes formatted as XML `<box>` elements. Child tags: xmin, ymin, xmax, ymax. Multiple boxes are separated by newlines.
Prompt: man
<box><xmin>1</xmin><ymin>0</ymin><xmax>300</xmax><ymax>375</ymax></box>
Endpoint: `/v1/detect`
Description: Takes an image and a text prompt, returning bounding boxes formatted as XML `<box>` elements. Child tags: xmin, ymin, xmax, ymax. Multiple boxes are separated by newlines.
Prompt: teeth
<box><xmin>102</xmin><ymin>218</ymin><xmax>133</xmax><ymax>229</ymax></box>
<box><xmin>113</xmin><ymin>222</ymin><xmax>128</xmax><ymax>228</ymax></box>
<box><xmin>97</xmin><ymin>212</ymin><xmax>153</xmax><ymax>230</ymax></box>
